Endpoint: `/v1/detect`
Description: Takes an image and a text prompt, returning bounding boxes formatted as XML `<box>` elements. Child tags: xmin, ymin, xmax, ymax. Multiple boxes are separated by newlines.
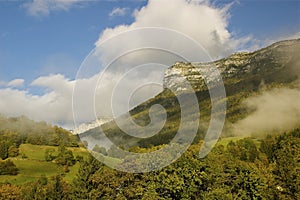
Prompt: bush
<box><xmin>55</xmin><ymin>146</ymin><xmax>76</xmax><ymax>166</ymax></box>
<box><xmin>8</xmin><ymin>145</ymin><xmax>19</xmax><ymax>157</ymax></box>
<box><xmin>45</xmin><ymin>149</ymin><xmax>56</xmax><ymax>162</ymax></box>
<box><xmin>0</xmin><ymin>160</ymin><xmax>19</xmax><ymax>175</ymax></box>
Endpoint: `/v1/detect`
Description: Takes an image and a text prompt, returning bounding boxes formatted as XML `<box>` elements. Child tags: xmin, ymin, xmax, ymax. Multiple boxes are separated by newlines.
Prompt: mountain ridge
<box><xmin>82</xmin><ymin>38</ymin><xmax>300</xmax><ymax>149</ymax></box>
<box><xmin>164</xmin><ymin>38</ymin><xmax>300</xmax><ymax>93</ymax></box>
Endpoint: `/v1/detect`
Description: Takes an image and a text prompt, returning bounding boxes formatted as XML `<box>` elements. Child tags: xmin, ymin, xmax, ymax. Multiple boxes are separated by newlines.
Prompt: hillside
<box><xmin>2</xmin><ymin>126</ymin><xmax>299</xmax><ymax>199</ymax></box>
<box><xmin>0</xmin><ymin>115</ymin><xmax>79</xmax><ymax>147</ymax></box>
<box><xmin>0</xmin><ymin>39</ymin><xmax>299</xmax><ymax>199</ymax></box>
<box><xmin>83</xmin><ymin>39</ymin><xmax>300</xmax><ymax>149</ymax></box>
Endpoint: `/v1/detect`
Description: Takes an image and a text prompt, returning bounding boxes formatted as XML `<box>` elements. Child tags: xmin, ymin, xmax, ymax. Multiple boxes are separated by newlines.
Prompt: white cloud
<box><xmin>0</xmin><ymin>74</ymin><xmax>75</xmax><ymax>128</ymax></box>
<box><xmin>97</xmin><ymin>0</ymin><xmax>249</xmax><ymax>61</ymax></box>
<box><xmin>1</xmin><ymin>0</ymin><xmax>257</xmax><ymax>128</ymax></box>
<box><xmin>89</xmin><ymin>0</ymin><xmax>252</xmax><ymax>122</ymax></box>
<box><xmin>7</xmin><ymin>79</ymin><xmax>25</xmax><ymax>87</ymax></box>
<box><xmin>0</xmin><ymin>74</ymin><xmax>115</xmax><ymax>129</ymax></box>
<box><xmin>23</xmin><ymin>0</ymin><xmax>82</xmax><ymax>16</ymax></box>
<box><xmin>233</xmin><ymin>88</ymin><xmax>300</xmax><ymax>136</ymax></box>
<box><xmin>109</xmin><ymin>7</ymin><xmax>129</xmax><ymax>17</ymax></box>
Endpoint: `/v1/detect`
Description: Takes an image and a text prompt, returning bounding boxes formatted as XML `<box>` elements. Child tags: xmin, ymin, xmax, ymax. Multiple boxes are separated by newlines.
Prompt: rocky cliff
<box><xmin>163</xmin><ymin>39</ymin><xmax>300</xmax><ymax>93</ymax></box>
<box><xmin>83</xmin><ymin>38</ymin><xmax>300</xmax><ymax>148</ymax></box>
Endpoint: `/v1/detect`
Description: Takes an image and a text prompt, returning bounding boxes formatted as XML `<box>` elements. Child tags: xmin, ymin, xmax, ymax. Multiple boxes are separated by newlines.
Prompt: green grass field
<box><xmin>217</xmin><ymin>136</ymin><xmax>245</xmax><ymax>146</ymax></box>
<box><xmin>0</xmin><ymin>159</ymin><xmax>62</xmax><ymax>185</ymax></box>
<box><xmin>0</xmin><ymin>138</ymin><xmax>260</xmax><ymax>185</ymax></box>
<box><xmin>217</xmin><ymin>136</ymin><xmax>261</xmax><ymax>148</ymax></box>
<box><xmin>19</xmin><ymin>144</ymin><xmax>89</xmax><ymax>160</ymax></box>
<box><xmin>0</xmin><ymin>144</ymin><xmax>90</xmax><ymax>185</ymax></box>
<box><xmin>0</xmin><ymin>144</ymin><xmax>125</xmax><ymax>185</ymax></box>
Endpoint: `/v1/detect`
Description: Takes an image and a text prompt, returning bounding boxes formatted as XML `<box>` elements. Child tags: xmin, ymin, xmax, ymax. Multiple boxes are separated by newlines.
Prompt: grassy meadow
<box><xmin>0</xmin><ymin>144</ymin><xmax>89</xmax><ymax>185</ymax></box>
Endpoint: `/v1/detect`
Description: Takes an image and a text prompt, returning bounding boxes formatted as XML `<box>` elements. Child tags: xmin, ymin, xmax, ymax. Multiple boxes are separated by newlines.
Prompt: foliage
<box><xmin>72</xmin><ymin>155</ymin><xmax>102</xmax><ymax>199</ymax></box>
<box><xmin>0</xmin><ymin>129</ymin><xmax>298</xmax><ymax>199</ymax></box>
<box><xmin>0</xmin><ymin>183</ymin><xmax>21</xmax><ymax>200</ymax></box>
<box><xmin>0</xmin><ymin>115</ymin><xmax>78</xmax><ymax>147</ymax></box>
<box><xmin>227</xmin><ymin>138</ymin><xmax>260</xmax><ymax>162</ymax></box>
<box><xmin>0</xmin><ymin>141</ymin><xmax>9</xmax><ymax>160</ymax></box>
<box><xmin>20</xmin><ymin>175</ymin><xmax>72</xmax><ymax>200</ymax></box>
<box><xmin>8</xmin><ymin>145</ymin><xmax>19</xmax><ymax>157</ymax></box>
<box><xmin>45</xmin><ymin>148</ymin><xmax>56</xmax><ymax>161</ymax></box>
<box><xmin>0</xmin><ymin>144</ymin><xmax>89</xmax><ymax>185</ymax></box>
<box><xmin>0</xmin><ymin>160</ymin><xmax>18</xmax><ymax>175</ymax></box>
<box><xmin>54</xmin><ymin>145</ymin><xmax>76</xmax><ymax>166</ymax></box>
<box><xmin>262</xmin><ymin>128</ymin><xmax>300</xmax><ymax>199</ymax></box>
<box><xmin>67</xmin><ymin>129</ymin><xmax>299</xmax><ymax>199</ymax></box>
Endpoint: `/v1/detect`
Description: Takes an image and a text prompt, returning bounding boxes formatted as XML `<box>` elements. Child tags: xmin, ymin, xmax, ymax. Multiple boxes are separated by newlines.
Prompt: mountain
<box><xmin>82</xmin><ymin>39</ymin><xmax>300</xmax><ymax>149</ymax></box>
<box><xmin>164</xmin><ymin>39</ymin><xmax>300</xmax><ymax>93</ymax></box>
<box><xmin>1</xmin><ymin>40</ymin><xmax>300</xmax><ymax>199</ymax></box>
<box><xmin>72</xmin><ymin>117</ymin><xmax>112</xmax><ymax>135</ymax></box>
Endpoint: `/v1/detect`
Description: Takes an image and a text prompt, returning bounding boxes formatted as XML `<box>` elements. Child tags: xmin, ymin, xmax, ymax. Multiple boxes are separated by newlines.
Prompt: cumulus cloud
<box><xmin>1</xmin><ymin>0</ymin><xmax>256</xmax><ymax>128</ymax></box>
<box><xmin>88</xmin><ymin>0</ymin><xmax>252</xmax><ymax>121</ymax></box>
<box><xmin>23</xmin><ymin>0</ymin><xmax>82</xmax><ymax>16</ymax></box>
<box><xmin>7</xmin><ymin>79</ymin><xmax>25</xmax><ymax>87</ymax></box>
<box><xmin>109</xmin><ymin>7</ymin><xmax>129</xmax><ymax>17</ymax></box>
<box><xmin>0</xmin><ymin>74</ymin><xmax>74</xmax><ymax>128</ymax></box>
<box><xmin>97</xmin><ymin>0</ymin><xmax>244</xmax><ymax>60</ymax></box>
<box><xmin>233</xmin><ymin>88</ymin><xmax>300</xmax><ymax>136</ymax></box>
<box><xmin>0</xmin><ymin>73</ymin><xmax>120</xmax><ymax>129</ymax></box>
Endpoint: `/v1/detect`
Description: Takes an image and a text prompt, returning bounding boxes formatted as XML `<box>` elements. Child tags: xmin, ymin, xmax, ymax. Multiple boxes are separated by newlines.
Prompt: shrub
<box><xmin>0</xmin><ymin>160</ymin><xmax>19</xmax><ymax>175</ymax></box>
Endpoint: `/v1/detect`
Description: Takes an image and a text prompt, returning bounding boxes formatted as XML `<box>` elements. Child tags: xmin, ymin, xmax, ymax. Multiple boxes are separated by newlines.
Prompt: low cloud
<box><xmin>2</xmin><ymin>0</ymin><xmax>259</xmax><ymax>128</ymax></box>
<box><xmin>0</xmin><ymin>74</ymin><xmax>74</xmax><ymax>128</ymax></box>
<box><xmin>109</xmin><ymin>7</ymin><xmax>129</xmax><ymax>17</ymax></box>
<box><xmin>0</xmin><ymin>88</ymin><xmax>72</xmax><ymax>126</ymax></box>
<box><xmin>233</xmin><ymin>88</ymin><xmax>300</xmax><ymax>136</ymax></box>
<box><xmin>7</xmin><ymin>79</ymin><xmax>25</xmax><ymax>87</ymax></box>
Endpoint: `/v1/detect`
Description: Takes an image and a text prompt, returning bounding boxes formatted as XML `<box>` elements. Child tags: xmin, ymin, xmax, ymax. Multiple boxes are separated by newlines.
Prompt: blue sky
<box><xmin>0</xmin><ymin>0</ymin><xmax>145</xmax><ymax>83</ymax></box>
<box><xmin>0</xmin><ymin>0</ymin><xmax>299</xmax><ymax>82</ymax></box>
<box><xmin>0</xmin><ymin>0</ymin><xmax>299</xmax><ymax>127</ymax></box>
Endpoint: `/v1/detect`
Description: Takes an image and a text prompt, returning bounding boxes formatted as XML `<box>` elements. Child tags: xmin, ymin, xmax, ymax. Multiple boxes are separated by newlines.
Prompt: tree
<box><xmin>72</xmin><ymin>155</ymin><xmax>102</xmax><ymax>199</ymax></box>
<box><xmin>21</xmin><ymin>174</ymin><xmax>71</xmax><ymax>200</ymax></box>
<box><xmin>227</xmin><ymin>138</ymin><xmax>259</xmax><ymax>162</ymax></box>
<box><xmin>272</xmin><ymin>131</ymin><xmax>300</xmax><ymax>199</ymax></box>
<box><xmin>259</xmin><ymin>135</ymin><xmax>276</xmax><ymax>160</ymax></box>
<box><xmin>45</xmin><ymin>148</ymin><xmax>56</xmax><ymax>161</ymax></box>
<box><xmin>0</xmin><ymin>141</ymin><xmax>9</xmax><ymax>160</ymax></box>
<box><xmin>8</xmin><ymin>145</ymin><xmax>19</xmax><ymax>157</ymax></box>
<box><xmin>55</xmin><ymin>145</ymin><xmax>76</xmax><ymax>166</ymax></box>
<box><xmin>0</xmin><ymin>160</ymin><xmax>18</xmax><ymax>175</ymax></box>
<box><xmin>0</xmin><ymin>183</ymin><xmax>21</xmax><ymax>200</ymax></box>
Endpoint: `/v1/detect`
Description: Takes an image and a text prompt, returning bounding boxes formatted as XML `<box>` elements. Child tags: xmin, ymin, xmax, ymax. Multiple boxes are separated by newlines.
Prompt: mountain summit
<box><xmin>164</xmin><ymin>39</ymin><xmax>300</xmax><ymax>93</ymax></box>
<box><xmin>82</xmin><ymin>38</ymin><xmax>300</xmax><ymax>149</ymax></box>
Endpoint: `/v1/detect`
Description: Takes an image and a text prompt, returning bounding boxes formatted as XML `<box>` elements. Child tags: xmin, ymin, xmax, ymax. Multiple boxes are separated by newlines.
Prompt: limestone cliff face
<box><xmin>163</xmin><ymin>39</ymin><xmax>300</xmax><ymax>93</ymax></box>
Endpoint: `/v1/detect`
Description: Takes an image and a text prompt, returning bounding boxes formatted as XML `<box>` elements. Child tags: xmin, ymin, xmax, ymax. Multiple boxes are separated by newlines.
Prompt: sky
<box><xmin>0</xmin><ymin>0</ymin><xmax>299</xmax><ymax>128</ymax></box>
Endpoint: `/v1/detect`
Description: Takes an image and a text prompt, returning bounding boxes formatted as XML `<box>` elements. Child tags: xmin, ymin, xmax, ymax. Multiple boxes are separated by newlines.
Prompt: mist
<box><xmin>232</xmin><ymin>87</ymin><xmax>300</xmax><ymax>136</ymax></box>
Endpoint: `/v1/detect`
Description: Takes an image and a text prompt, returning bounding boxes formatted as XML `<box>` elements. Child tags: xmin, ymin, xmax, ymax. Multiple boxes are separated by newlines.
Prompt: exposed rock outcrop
<box><xmin>163</xmin><ymin>39</ymin><xmax>300</xmax><ymax>93</ymax></box>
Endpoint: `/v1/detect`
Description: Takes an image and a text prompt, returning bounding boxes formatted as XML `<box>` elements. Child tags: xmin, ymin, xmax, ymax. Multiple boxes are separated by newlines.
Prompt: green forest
<box><xmin>0</xmin><ymin>115</ymin><xmax>299</xmax><ymax>199</ymax></box>
<box><xmin>1</xmin><ymin>39</ymin><xmax>300</xmax><ymax>199</ymax></box>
